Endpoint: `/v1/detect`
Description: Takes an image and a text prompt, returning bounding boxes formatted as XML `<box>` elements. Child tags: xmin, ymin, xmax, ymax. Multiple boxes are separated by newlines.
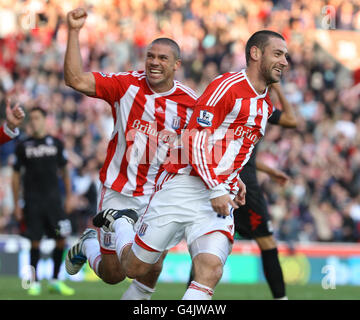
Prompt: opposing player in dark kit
<box><xmin>12</xmin><ymin>107</ymin><xmax>74</xmax><ymax>296</ymax></box>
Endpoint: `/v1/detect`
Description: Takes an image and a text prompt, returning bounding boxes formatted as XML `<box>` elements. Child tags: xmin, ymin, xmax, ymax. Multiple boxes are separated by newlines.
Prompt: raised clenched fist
<box><xmin>66</xmin><ymin>8</ymin><xmax>88</xmax><ymax>30</ymax></box>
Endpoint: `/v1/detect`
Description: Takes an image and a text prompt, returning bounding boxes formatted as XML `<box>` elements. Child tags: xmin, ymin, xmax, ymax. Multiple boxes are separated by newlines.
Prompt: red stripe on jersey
<box><xmin>134</xmin><ymin>98</ymin><xmax>167</xmax><ymax>195</ymax></box>
<box><xmin>99</xmin><ymin>133</ymin><xmax>118</xmax><ymax>184</ymax></box>
<box><xmin>111</xmin><ymin>90</ymin><xmax>146</xmax><ymax>192</ymax></box>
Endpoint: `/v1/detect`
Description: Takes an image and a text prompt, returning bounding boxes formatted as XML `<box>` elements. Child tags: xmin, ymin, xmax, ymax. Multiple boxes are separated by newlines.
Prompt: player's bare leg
<box><xmin>255</xmin><ymin>235</ymin><xmax>287</xmax><ymax>300</ymax></box>
<box><xmin>91</xmin><ymin>208</ymin><xmax>165</xmax><ymax>299</ymax></box>
<box><xmin>182</xmin><ymin>253</ymin><xmax>221</xmax><ymax>300</ymax></box>
<box><xmin>121</xmin><ymin>251</ymin><xmax>167</xmax><ymax>300</ymax></box>
<box><xmin>97</xmin><ymin>253</ymin><xmax>126</xmax><ymax>284</ymax></box>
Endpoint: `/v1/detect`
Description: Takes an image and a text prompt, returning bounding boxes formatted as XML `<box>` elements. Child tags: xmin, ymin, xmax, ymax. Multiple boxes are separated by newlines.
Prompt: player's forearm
<box><xmin>274</xmin><ymin>87</ymin><xmax>297</xmax><ymax>128</ymax></box>
<box><xmin>11</xmin><ymin>172</ymin><xmax>21</xmax><ymax>206</ymax></box>
<box><xmin>61</xmin><ymin>166</ymin><xmax>72</xmax><ymax>198</ymax></box>
<box><xmin>255</xmin><ymin>160</ymin><xmax>276</xmax><ymax>176</ymax></box>
<box><xmin>64</xmin><ymin>29</ymin><xmax>84</xmax><ymax>87</ymax></box>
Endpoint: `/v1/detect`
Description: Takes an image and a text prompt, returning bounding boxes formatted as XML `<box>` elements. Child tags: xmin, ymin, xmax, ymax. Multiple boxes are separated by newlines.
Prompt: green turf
<box><xmin>0</xmin><ymin>276</ymin><xmax>359</xmax><ymax>300</ymax></box>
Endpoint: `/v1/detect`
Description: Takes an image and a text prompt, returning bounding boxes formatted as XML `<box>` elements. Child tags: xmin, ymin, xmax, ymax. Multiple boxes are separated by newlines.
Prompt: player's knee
<box><xmin>124</xmin><ymin>259</ymin><xmax>153</xmax><ymax>279</ymax></box>
<box><xmin>149</xmin><ymin>252</ymin><xmax>166</xmax><ymax>276</ymax></box>
<box><xmin>193</xmin><ymin>254</ymin><xmax>223</xmax><ymax>284</ymax></box>
<box><xmin>98</xmin><ymin>255</ymin><xmax>126</xmax><ymax>284</ymax></box>
<box><xmin>100</xmin><ymin>266</ymin><xmax>126</xmax><ymax>284</ymax></box>
<box><xmin>125</xmin><ymin>264</ymin><xmax>147</xmax><ymax>279</ymax></box>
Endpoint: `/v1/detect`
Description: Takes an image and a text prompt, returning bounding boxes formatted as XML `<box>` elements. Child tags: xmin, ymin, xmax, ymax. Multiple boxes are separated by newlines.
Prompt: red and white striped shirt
<box><xmin>92</xmin><ymin>70</ymin><xmax>197</xmax><ymax>196</ymax></box>
<box><xmin>165</xmin><ymin>69</ymin><xmax>274</xmax><ymax>196</ymax></box>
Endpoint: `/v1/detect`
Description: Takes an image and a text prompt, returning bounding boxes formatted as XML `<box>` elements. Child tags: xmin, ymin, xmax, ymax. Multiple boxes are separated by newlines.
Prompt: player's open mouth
<box><xmin>149</xmin><ymin>69</ymin><xmax>162</xmax><ymax>75</ymax></box>
<box><xmin>274</xmin><ymin>67</ymin><xmax>282</xmax><ymax>74</ymax></box>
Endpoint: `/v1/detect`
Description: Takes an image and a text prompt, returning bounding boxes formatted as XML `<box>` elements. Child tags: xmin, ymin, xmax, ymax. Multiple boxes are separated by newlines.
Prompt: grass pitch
<box><xmin>0</xmin><ymin>276</ymin><xmax>359</xmax><ymax>300</ymax></box>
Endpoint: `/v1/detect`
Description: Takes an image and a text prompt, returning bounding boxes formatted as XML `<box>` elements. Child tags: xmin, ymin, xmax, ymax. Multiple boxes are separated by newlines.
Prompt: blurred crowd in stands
<box><xmin>0</xmin><ymin>0</ymin><xmax>360</xmax><ymax>243</ymax></box>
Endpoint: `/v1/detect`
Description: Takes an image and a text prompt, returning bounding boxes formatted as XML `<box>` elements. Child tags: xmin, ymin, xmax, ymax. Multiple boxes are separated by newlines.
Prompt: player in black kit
<box><xmin>12</xmin><ymin>107</ymin><xmax>74</xmax><ymax>296</ymax></box>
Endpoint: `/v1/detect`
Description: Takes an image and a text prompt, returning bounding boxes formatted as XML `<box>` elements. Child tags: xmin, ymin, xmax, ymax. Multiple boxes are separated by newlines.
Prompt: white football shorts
<box><xmin>132</xmin><ymin>172</ymin><xmax>235</xmax><ymax>264</ymax></box>
<box><xmin>96</xmin><ymin>184</ymin><xmax>151</xmax><ymax>254</ymax></box>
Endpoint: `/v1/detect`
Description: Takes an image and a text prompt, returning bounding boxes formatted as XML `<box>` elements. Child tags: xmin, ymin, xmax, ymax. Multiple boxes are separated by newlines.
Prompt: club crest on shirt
<box><xmin>197</xmin><ymin>110</ymin><xmax>214</xmax><ymax>127</ymax></box>
<box><xmin>138</xmin><ymin>223</ymin><xmax>148</xmax><ymax>237</ymax></box>
<box><xmin>171</xmin><ymin>116</ymin><xmax>181</xmax><ymax>130</ymax></box>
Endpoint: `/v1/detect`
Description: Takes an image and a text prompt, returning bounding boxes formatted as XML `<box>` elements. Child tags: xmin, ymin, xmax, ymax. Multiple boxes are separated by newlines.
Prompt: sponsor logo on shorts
<box><xmin>138</xmin><ymin>223</ymin><xmax>148</xmax><ymax>237</ymax></box>
<box><xmin>249</xmin><ymin>209</ymin><xmax>262</xmax><ymax>231</ymax></box>
<box><xmin>103</xmin><ymin>233</ymin><xmax>112</xmax><ymax>247</ymax></box>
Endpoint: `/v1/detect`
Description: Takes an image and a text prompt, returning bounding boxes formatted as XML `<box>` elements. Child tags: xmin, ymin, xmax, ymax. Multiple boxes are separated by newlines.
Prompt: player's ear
<box><xmin>250</xmin><ymin>46</ymin><xmax>261</xmax><ymax>62</ymax></box>
<box><xmin>174</xmin><ymin>59</ymin><xmax>181</xmax><ymax>71</ymax></box>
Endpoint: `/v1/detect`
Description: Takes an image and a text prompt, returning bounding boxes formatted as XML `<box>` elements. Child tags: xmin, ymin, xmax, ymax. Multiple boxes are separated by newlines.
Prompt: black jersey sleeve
<box><xmin>268</xmin><ymin>108</ymin><xmax>282</xmax><ymax>125</ymax></box>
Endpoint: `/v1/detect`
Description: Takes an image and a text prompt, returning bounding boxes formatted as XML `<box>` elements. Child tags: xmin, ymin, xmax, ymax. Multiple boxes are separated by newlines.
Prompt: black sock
<box><xmin>52</xmin><ymin>247</ymin><xmax>64</xmax><ymax>280</ymax></box>
<box><xmin>30</xmin><ymin>248</ymin><xmax>40</xmax><ymax>282</ymax></box>
<box><xmin>261</xmin><ymin>248</ymin><xmax>286</xmax><ymax>299</ymax></box>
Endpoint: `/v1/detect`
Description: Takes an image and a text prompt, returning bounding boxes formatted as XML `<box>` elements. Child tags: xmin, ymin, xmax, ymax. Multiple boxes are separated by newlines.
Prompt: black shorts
<box><xmin>21</xmin><ymin>198</ymin><xmax>71</xmax><ymax>241</ymax></box>
<box><xmin>233</xmin><ymin>181</ymin><xmax>274</xmax><ymax>239</ymax></box>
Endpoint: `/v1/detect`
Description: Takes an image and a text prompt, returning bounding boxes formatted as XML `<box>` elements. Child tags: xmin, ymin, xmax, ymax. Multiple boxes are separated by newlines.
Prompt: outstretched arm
<box><xmin>271</xmin><ymin>83</ymin><xmax>297</xmax><ymax>128</ymax></box>
<box><xmin>64</xmin><ymin>8</ymin><xmax>95</xmax><ymax>96</ymax></box>
<box><xmin>256</xmin><ymin>160</ymin><xmax>289</xmax><ymax>186</ymax></box>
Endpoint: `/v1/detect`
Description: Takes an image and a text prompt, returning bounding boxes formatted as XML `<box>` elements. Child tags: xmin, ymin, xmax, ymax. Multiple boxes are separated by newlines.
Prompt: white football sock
<box><xmin>182</xmin><ymin>281</ymin><xmax>214</xmax><ymax>300</ymax></box>
<box><xmin>113</xmin><ymin>218</ymin><xmax>135</xmax><ymax>261</ymax></box>
<box><xmin>121</xmin><ymin>279</ymin><xmax>155</xmax><ymax>300</ymax></box>
<box><xmin>82</xmin><ymin>238</ymin><xmax>101</xmax><ymax>277</ymax></box>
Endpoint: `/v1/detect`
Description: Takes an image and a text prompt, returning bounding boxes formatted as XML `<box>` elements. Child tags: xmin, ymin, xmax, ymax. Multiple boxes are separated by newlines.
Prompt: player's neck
<box><xmin>245</xmin><ymin>68</ymin><xmax>267</xmax><ymax>95</ymax></box>
<box><xmin>147</xmin><ymin>78</ymin><xmax>175</xmax><ymax>94</ymax></box>
<box><xmin>33</xmin><ymin>131</ymin><xmax>46</xmax><ymax>139</ymax></box>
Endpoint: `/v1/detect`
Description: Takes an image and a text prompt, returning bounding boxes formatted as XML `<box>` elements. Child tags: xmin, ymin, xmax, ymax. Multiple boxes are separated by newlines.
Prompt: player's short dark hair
<box><xmin>30</xmin><ymin>107</ymin><xmax>47</xmax><ymax>117</ymax></box>
<box><xmin>245</xmin><ymin>30</ymin><xmax>285</xmax><ymax>65</ymax></box>
<box><xmin>149</xmin><ymin>38</ymin><xmax>181</xmax><ymax>60</ymax></box>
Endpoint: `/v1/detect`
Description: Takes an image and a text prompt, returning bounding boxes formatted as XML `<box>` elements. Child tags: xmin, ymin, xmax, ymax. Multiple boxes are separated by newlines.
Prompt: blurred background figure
<box><xmin>11</xmin><ymin>107</ymin><xmax>74</xmax><ymax>296</ymax></box>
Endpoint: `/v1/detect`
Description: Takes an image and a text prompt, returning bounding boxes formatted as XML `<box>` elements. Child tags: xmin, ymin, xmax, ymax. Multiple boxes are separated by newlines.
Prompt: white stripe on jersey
<box><xmin>207</xmin><ymin>74</ymin><xmax>244</xmax><ymax>106</ymax></box>
<box><xmin>214</xmin><ymin>138</ymin><xmax>244</xmax><ymax>175</ymax></box>
<box><xmin>210</xmin><ymin>76</ymin><xmax>245</xmax><ymax>107</ymax></box>
<box><xmin>260</xmin><ymin>100</ymin><xmax>270</xmax><ymax>135</ymax></box>
<box><xmin>121</xmin><ymin>93</ymin><xmax>157</xmax><ymax>194</ymax></box>
<box><xmin>206</xmin><ymin>72</ymin><xmax>241</xmax><ymax>106</ymax></box>
<box><xmin>208</xmin><ymin>98</ymin><xmax>243</xmax><ymax>151</ymax></box>
<box><xmin>176</xmin><ymin>82</ymin><xmax>198</xmax><ymax>101</ymax></box>
<box><xmin>194</xmin><ymin>130</ymin><xmax>217</xmax><ymax>189</ymax></box>
<box><xmin>140</xmin><ymin>98</ymin><xmax>179</xmax><ymax>194</ymax></box>
<box><xmin>224</xmin><ymin>143</ymin><xmax>255</xmax><ymax>189</ymax></box>
<box><xmin>105</xmin><ymin>85</ymin><xmax>139</xmax><ymax>187</ymax></box>
<box><xmin>246</xmin><ymin>97</ymin><xmax>260</xmax><ymax>127</ymax></box>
